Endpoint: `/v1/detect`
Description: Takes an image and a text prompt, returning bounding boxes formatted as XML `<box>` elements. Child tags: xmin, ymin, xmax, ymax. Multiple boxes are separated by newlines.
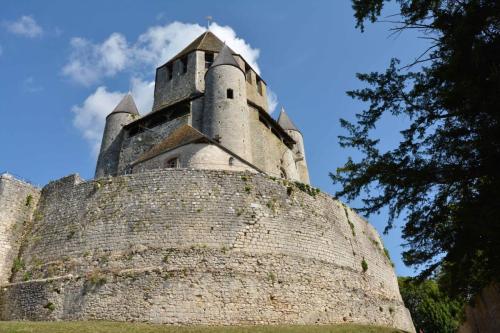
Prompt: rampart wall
<box><xmin>0</xmin><ymin>174</ymin><xmax>40</xmax><ymax>285</ymax></box>
<box><xmin>0</xmin><ymin>169</ymin><xmax>414</xmax><ymax>332</ymax></box>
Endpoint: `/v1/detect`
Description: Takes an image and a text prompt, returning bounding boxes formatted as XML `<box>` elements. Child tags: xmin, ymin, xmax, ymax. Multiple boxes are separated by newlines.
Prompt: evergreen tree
<box><xmin>332</xmin><ymin>0</ymin><xmax>500</xmax><ymax>299</ymax></box>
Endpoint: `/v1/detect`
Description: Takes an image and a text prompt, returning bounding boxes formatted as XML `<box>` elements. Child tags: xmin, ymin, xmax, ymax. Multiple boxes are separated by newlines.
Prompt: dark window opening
<box><xmin>165</xmin><ymin>157</ymin><xmax>179</xmax><ymax>168</ymax></box>
<box><xmin>245</xmin><ymin>63</ymin><xmax>252</xmax><ymax>83</ymax></box>
<box><xmin>227</xmin><ymin>89</ymin><xmax>234</xmax><ymax>99</ymax></box>
<box><xmin>180</xmin><ymin>56</ymin><xmax>188</xmax><ymax>74</ymax></box>
<box><xmin>166</xmin><ymin>63</ymin><xmax>173</xmax><ymax>81</ymax></box>
<box><xmin>256</xmin><ymin>77</ymin><xmax>263</xmax><ymax>95</ymax></box>
<box><xmin>229</xmin><ymin>157</ymin><xmax>234</xmax><ymax>166</ymax></box>
<box><xmin>205</xmin><ymin>52</ymin><xmax>214</xmax><ymax>69</ymax></box>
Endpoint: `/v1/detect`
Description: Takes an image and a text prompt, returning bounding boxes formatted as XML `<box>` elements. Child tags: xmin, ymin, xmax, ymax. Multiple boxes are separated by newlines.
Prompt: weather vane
<box><xmin>205</xmin><ymin>16</ymin><xmax>213</xmax><ymax>30</ymax></box>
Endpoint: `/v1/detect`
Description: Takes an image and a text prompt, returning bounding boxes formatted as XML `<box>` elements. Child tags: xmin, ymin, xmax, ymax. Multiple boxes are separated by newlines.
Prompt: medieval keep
<box><xmin>95</xmin><ymin>31</ymin><xmax>310</xmax><ymax>184</ymax></box>
<box><xmin>0</xmin><ymin>31</ymin><xmax>415</xmax><ymax>332</ymax></box>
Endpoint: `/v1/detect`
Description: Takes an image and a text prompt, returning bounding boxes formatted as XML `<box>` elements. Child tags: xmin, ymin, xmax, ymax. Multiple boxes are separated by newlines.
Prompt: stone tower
<box><xmin>95</xmin><ymin>94</ymin><xmax>139</xmax><ymax>178</ymax></box>
<box><xmin>203</xmin><ymin>45</ymin><xmax>252</xmax><ymax>161</ymax></box>
<box><xmin>278</xmin><ymin>107</ymin><xmax>310</xmax><ymax>184</ymax></box>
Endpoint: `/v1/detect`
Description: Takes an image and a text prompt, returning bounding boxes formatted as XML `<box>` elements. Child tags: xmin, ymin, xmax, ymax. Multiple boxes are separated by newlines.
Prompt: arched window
<box><xmin>165</xmin><ymin>157</ymin><xmax>179</xmax><ymax>168</ymax></box>
<box><xmin>229</xmin><ymin>157</ymin><xmax>234</xmax><ymax>166</ymax></box>
<box><xmin>227</xmin><ymin>89</ymin><xmax>234</xmax><ymax>99</ymax></box>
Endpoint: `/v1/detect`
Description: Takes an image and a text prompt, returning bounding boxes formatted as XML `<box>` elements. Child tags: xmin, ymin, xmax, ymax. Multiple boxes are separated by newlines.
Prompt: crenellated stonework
<box><xmin>0</xmin><ymin>169</ymin><xmax>415</xmax><ymax>332</ymax></box>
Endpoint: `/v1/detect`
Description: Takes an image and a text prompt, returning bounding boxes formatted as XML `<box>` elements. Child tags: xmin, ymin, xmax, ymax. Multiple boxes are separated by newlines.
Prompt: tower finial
<box><xmin>205</xmin><ymin>16</ymin><xmax>213</xmax><ymax>30</ymax></box>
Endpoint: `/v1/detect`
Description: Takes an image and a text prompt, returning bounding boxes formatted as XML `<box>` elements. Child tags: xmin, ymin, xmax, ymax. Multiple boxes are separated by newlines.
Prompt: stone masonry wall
<box><xmin>0</xmin><ymin>174</ymin><xmax>40</xmax><ymax>284</ymax></box>
<box><xmin>458</xmin><ymin>283</ymin><xmax>500</xmax><ymax>333</ymax></box>
<box><xmin>117</xmin><ymin>115</ymin><xmax>189</xmax><ymax>175</ymax></box>
<box><xmin>0</xmin><ymin>169</ymin><xmax>414</xmax><ymax>332</ymax></box>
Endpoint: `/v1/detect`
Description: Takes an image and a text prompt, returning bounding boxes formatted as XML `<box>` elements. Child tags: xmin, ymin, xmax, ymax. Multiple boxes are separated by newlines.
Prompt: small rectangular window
<box><xmin>166</xmin><ymin>63</ymin><xmax>173</xmax><ymax>81</ymax></box>
<box><xmin>256</xmin><ymin>77</ymin><xmax>263</xmax><ymax>95</ymax></box>
<box><xmin>227</xmin><ymin>89</ymin><xmax>234</xmax><ymax>99</ymax></box>
<box><xmin>180</xmin><ymin>56</ymin><xmax>188</xmax><ymax>74</ymax></box>
<box><xmin>245</xmin><ymin>64</ymin><xmax>252</xmax><ymax>83</ymax></box>
<box><xmin>165</xmin><ymin>157</ymin><xmax>179</xmax><ymax>168</ymax></box>
<box><xmin>205</xmin><ymin>52</ymin><xmax>214</xmax><ymax>69</ymax></box>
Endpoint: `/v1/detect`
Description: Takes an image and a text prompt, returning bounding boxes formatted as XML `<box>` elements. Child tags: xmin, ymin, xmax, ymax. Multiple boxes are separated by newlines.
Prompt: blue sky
<box><xmin>0</xmin><ymin>1</ymin><xmax>429</xmax><ymax>276</ymax></box>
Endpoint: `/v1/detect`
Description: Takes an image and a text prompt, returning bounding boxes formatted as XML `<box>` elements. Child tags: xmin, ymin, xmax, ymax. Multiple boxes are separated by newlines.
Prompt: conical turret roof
<box><xmin>278</xmin><ymin>107</ymin><xmax>300</xmax><ymax>132</ymax></box>
<box><xmin>210</xmin><ymin>44</ymin><xmax>240</xmax><ymax>69</ymax></box>
<box><xmin>110</xmin><ymin>94</ymin><xmax>139</xmax><ymax>116</ymax></box>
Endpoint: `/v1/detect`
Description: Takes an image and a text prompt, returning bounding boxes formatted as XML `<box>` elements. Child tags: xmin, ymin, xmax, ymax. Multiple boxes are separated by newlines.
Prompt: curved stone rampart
<box><xmin>0</xmin><ymin>169</ymin><xmax>414</xmax><ymax>332</ymax></box>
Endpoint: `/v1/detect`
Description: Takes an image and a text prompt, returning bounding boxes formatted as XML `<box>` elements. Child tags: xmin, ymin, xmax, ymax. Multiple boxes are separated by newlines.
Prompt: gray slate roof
<box><xmin>210</xmin><ymin>44</ymin><xmax>240</xmax><ymax>69</ymax></box>
<box><xmin>168</xmin><ymin>31</ymin><xmax>234</xmax><ymax>64</ymax></box>
<box><xmin>110</xmin><ymin>94</ymin><xmax>139</xmax><ymax>116</ymax></box>
<box><xmin>277</xmin><ymin>107</ymin><xmax>300</xmax><ymax>132</ymax></box>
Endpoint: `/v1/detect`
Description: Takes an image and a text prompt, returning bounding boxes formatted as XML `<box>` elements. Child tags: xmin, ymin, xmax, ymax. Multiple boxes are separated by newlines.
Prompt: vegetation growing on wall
<box><xmin>361</xmin><ymin>259</ymin><xmax>368</xmax><ymax>272</ymax></box>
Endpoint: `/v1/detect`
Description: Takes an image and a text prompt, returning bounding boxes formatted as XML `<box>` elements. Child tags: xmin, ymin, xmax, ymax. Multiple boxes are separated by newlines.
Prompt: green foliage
<box><xmin>361</xmin><ymin>259</ymin><xmax>368</xmax><ymax>272</ymax></box>
<box><xmin>398</xmin><ymin>277</ymin><xmax>464</xmax><ymax>333</ymax></box>
<box><xmin>293</xmin><ymin>181</ymin><xmax>321</xmax><ymax>197</ymax></box>
<box><xmin>343</xmin><ymin>205</ymin><xmax>356</xmax><ymax>237</ymax></box>
<box><xmin>333</xmin><ymin>0</ymin><xmax>500</xmax><ymax>299</ymax></box>
<box><xmin>12</xmin><ymin>258</ymin><xmax>24</xmax><ymax>274</ymax></box>
<box><xmin>267</xmin><ymin>272</ymin><xmax>276</xmax><ymax>283</ymax></box>
<box><xmin>23</xmin><ymin>271</ymin><xmax>32</xmax><ymax>281</ymax></box>
<box><xmin>86</xmin><ymin>270</ymin><xmax>107</xmax><ymax>286</ymax></box>
<box><xmin>25</xmin><ymin>194</ymin><xmax>33</xmax><ymax>207</ymax></box>
<box><xmin>43</xmin><ymin>302</ymin><xmax>55</xmax><ymax>312</ymax></box>
<box><xmin>244</xmin><ymin>185</ymin><xmax>252</xmax><ymax>193</ymax></box>
<box><xmin>383</xmin><ymin>248</ymin><xmax>394</xmax><ymax>267</ymax></box>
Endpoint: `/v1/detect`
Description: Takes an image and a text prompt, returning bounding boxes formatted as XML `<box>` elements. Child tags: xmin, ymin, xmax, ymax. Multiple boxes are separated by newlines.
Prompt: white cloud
<box><xmin>71</xmin><ymin>78</ymin><xmax>154</xmax><ymax>156</ymax></box>
<box><xmin>5</xmin><ymin>15</ymin><xmax>43</xmax><ymax>38</ymax></box>
<box><xmin>63</xmin><ymin>21</ymin><xmax>262</xmax><ymax>85</ymax></box>
<box><xmin>267</xmin><ymin>88</ymin><xmax>279</xmax><ymax>113</ymax></box>
<box><xmin>62</xmin><ymin>33</ymin><xmax>129</xmax><ymax>86</ymax></box>
<box><xmin>209</xmin><ymin>23</ymin><xmax>261</xmax><ymax>73</ymax></box>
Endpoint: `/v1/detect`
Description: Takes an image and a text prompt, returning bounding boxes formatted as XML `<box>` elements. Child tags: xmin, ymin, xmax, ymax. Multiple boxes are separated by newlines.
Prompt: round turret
<box><xmin>203</xmin><ymin>45</ymin><xmax>251</xmax><ymax>161</ymax></box>
<box><xmin>278</xmin><ymin>107</ymin><xmax>310</xmax><ymax>184</ymax></box>
<box><xmin>95</xmin><ymin>94</ymin><xmax>139</xmax><ymax>178</ymax></box>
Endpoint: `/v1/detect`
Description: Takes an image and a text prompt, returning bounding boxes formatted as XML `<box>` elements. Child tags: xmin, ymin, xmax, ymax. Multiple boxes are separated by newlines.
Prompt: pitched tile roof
<box><xmin>131</xmin><ymin>124</ymin><xmax>265</xmax><ymax>174</ymax></box>
<box><xmin>133</xmin><ymin>125</ymin><xmax>206</xmax><ymax>164</ymax></box>
<box><xmin>168</xmin><ymin>31</ymin><xmax>236</xmax><ymax>64</ymax></box>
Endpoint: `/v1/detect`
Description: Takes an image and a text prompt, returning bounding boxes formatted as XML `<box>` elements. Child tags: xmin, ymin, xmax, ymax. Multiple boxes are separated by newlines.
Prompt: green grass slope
<box><xmin>0</xmin><ymin>322</ymin><xmax>405</xmax><ymax>333</ymax></box>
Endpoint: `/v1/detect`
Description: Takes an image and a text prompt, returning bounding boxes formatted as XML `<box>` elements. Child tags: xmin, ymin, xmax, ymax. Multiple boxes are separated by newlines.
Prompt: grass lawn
<box><xmin>0</xmin><ymin>322</ymin><xmax>406</xmax><ymax>333</ymax></box>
